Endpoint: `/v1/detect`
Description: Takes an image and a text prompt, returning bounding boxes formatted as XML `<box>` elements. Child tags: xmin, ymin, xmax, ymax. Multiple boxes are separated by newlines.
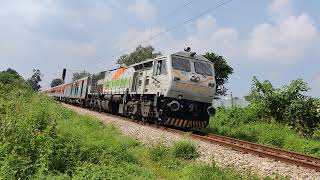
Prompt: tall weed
<box><xmin>208</xmin><ymin>107</ymin><xmax>320</xmax><ymax>156</ymax></box>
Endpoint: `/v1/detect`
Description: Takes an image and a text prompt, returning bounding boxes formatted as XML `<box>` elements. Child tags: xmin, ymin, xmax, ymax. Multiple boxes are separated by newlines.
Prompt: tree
<box><xmin>4</xmin><ymin>68</ymin><xmax>19</xmax><ymax>76</ymax></box>
<box><xmin>0</xmin><ymin>68</ymin><xmax>22</xmax><ymax>85</ymax></box>
<box><xmin>203</xmin><ymin>53</ymin><xmax>233</xmax><ymax>96</ymax></box>
<box><xmin>72</xmin><ymin>71</ymin><xmax>91</xmax><ymax>82</ymax></box>
<box><xmin>50</xmin><ymin>78</ymin><xmax>64</xmax><ymax>87</ymax></box>
<box><xmin>248</xmin><ymin>77</ymin><xmax>320</xmax><ymax>136</ymax></box>
<box><xmin>27</xmin><ymin>69</ymin><xmax>43</xmax><ymax>91</ymax></box>
<box><xmin>117</xmin><ymin>45</ymin><xmax>161</xmax><ymax>66</ymax></box>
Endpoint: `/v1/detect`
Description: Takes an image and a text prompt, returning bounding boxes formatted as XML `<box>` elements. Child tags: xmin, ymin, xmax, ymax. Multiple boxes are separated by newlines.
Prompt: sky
<box><xmin>0</xmin><ymin>0</ymin><xmax>319</xmax><ymax>97</ymax></box>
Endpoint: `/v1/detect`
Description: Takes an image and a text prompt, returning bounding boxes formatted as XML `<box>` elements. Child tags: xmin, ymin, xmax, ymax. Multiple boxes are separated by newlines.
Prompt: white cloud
<box><xmin>0</xmin><ymin>0</ymin><xmax>114</xmax><ymax>30</ymax></box>
<box><xmin>245</xmin><ymin>0</ymin><xmax>318</xmax><ymax>64</ymax></box>
<box><xmin>310</xmin><ymin>75</ymin><xmax>320</xmax><ymax>97</ymax></box>
<box><xmin>170</xmin><ymin>16</ymin><xmax>239</xmax><ymax>58</ymax></box>
<box><xmin>0</xmin><ymin>25</ymin><xmax>32</xmax><ymax>59</ymax></box>
<box><xmin>0</xmin><ymin>0</ymin><xmax>51</xmax><ymax>26</ymax></box>
<box><xmin>129</xmin><ymin>0</ymin><xmax>156</xmax><ymax>22</ymax></box>
<box><xmin>268</xmin><ymin>0</ymin><xmax>293</xmax><ymax>21</ymax></box>
<box><xmin>47</xmin><ymin>40</ymin><xmax>97</xmax><ymax>59</ymax></box>
<box><xmin>186</xmin><ymin>19</ymin><xmax>239</xmax><ymax>56</ymax></box>
<box><xmin>114</xmin><ymin>16</ymin><xmax>239</xmax><ymax>60</ymax></box>
<box><xmin>316</xmin><ymin>75</ymin><xmax>320</xmax><ymax>84</ymax></box>
<box><xmin>196</xmin><ymin>15</ymin><xmax>217</xmax><ymax>36</ymax></box>
<box><xmin>114</xmin><ymin>27</ymin><xmax>165</xmax><ymax>55</ymax></box>
<box><xmin>117</xmin><ymin>0</ymin><xmax>318</xmax><ymax>66</ymax></box>
<box><xmin>90</xmin><ymin>2</ymin><xmax>113</xmax><ymax>22</ymax></box>
<box><xmin>0</xmin><ymin>0</ymin><xmax>102</xmax><ymax>60</ymax></box>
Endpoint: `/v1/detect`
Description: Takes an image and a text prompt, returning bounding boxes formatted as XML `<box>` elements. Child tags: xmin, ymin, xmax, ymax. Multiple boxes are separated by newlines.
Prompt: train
<box><xmin>44</xmin><ymin>48</ymin><xmax>217</xmax><ymax>129</ymax></box>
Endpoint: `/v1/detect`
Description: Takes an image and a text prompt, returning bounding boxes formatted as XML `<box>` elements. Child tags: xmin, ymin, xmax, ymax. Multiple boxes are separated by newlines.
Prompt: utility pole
<box><xmin>231</xmin><ymin>92</ymin><xmax>234</xmax><ymax>108</ymax></box>
<box><xmin>62</xmin><ymin>68</ymin><xmax>66</xmax><ymax>83</ymax></box>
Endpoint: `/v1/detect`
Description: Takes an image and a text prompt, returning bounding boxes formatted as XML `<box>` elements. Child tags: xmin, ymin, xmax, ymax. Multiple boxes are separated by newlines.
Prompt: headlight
<box><xmin>167</xmin><ymin>101</ymin><xmax>180</xmax><ymax>111</ymax></box>
<box><xmin>208</xmin><ymin>83</ymin><xmax>215</xmax><ymax>87</ymax></box>
<box><xmin>207</xmin><ymin>106</ymin><xmax>216</xmax><ymax>116</ymax></box>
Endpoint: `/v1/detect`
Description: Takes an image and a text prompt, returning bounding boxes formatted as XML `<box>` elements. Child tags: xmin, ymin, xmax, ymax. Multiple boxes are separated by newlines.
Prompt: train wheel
<box><xmin>154</xmin><ymin>118</ymin><xmax>163</xmax><ymax>126</ymax></box>
<box><xmin>142</xmin><ymin>117</ymin><xmax>148</xmax><ymax>123</ymax></box>
<box><xmin>154</xmin><ymin>119</ymin><xmax>162</xmax><ymax>126</ymax></box>
<box><xmin>130</xmin><ymin>114</ymin><xmax>138</xmax><ymax>120</ymax></box>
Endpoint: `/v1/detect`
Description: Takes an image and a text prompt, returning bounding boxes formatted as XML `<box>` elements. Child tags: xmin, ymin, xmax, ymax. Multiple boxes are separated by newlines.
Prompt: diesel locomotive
<box><xmin>45</xmin><ymin>48</ymin><xmax>216</xmax><ymax>129</ymax></box>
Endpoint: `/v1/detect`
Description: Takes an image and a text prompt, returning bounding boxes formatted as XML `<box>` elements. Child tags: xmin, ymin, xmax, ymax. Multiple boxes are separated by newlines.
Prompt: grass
<box><xmin>172</xmin><ymin>140</ymin><xmax>198</xmax><ymax>160</ymax></box>
<box><xmin>203</xmin><ymin>107</ymin><xmax>320</xmax><ymax>157</ymax></box>
<box><xmin>0</xmin><ymin>79</ymin><xmax>271</xmax><ymax>179</ymax></box>
<box><xmin>134</xmin><ymin>144</ymin><xmax>268</xmax><ymax>180</ymax></box>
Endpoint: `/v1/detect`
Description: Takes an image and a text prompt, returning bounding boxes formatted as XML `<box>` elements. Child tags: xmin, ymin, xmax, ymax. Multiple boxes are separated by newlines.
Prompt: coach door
<box><xmin>80</xmin><ymin>80</ymin><xmax>84</xmax><ymax>98</ymax></box>
<box><xmin>132</xmin><ymin>70</ymin><xmax>148</xmax><ymax>94</ymax></box>
<box><xmin>131</xmin><ymin>72</ymin><xmax>139</xmax><ymax>93</ymax></box>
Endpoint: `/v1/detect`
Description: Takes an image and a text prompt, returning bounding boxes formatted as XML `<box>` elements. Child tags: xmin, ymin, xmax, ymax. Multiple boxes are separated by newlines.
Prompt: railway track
<box><xmin>64</xmin><ymin>103</ymin><xmax>320</xmax><ymax>172</ymax></box>
<box><xmin>190</xmin><ymin>132</ymin><xmax>320</xmax><ymax>172</ymax></box>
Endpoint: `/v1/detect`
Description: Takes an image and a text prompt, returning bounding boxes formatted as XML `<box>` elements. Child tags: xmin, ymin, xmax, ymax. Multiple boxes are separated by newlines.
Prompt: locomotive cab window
<box><xmin>172</xmin><ymin>56</ymin><xmax>191</xmax><ymax>72</ymax></box>
<box><xmin>154</xmin><ymin>60</ymin><xmax>167</xmax><ymax>75</ymax></box>
<box><xmin>134</xmin><ymin>61</ymin><xmax>153</xmax><ymax>71</ymax></box>
<box><xmin>194</xmin><ymin>61</ymin><xmax>213</xmax><ymax>76</ymax></box>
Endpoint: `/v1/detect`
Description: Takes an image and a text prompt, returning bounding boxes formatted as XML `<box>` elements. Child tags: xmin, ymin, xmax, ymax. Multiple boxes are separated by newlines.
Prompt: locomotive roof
<box><xmin>127</xmin><ymin>56</ymin><xmax>164</xmax><ymax>68</ymax></box>
<box><xmin>76</xmin><ymin>76</ymin><xmax>89</xmax><ymax>81</ymax></box>
<box><xmin>127</xmin><ymin>51</ymin><xmax>210</xmax><ymax>68</ymax></box>
<box><xmin>103</xmin><ymin>50</ymin><xmax>211</xmax><ymax>73</ymax></box>
<box><xmin>172</xmin><ymin>51</ymin><xmax>210</xmax><ymax>62</ymax></box>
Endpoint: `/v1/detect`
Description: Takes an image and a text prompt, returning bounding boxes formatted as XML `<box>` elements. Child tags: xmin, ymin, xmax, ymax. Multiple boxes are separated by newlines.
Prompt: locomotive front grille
<box><xmin>164</xmin><ymin>118</ymin><xmax>208</xmax><ymax>128</ymax></box>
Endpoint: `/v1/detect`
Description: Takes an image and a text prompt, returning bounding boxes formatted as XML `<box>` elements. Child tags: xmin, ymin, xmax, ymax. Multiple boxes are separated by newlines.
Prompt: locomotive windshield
<box><xmin>194</xmin><ymin>61</ymin><xmax>213</xmax><ymax>76</ymax></box>
<box><xmin>172</xmin><ymin>56</ymin><xmax>191</xmax><ymax>72</ymax></box>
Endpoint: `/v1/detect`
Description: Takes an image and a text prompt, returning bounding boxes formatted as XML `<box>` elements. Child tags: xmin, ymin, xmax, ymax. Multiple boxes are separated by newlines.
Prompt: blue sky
<box><xmin>0</xmin><ymin>0</ymin><xmax>319</xmax><ymax>97</ymax></box>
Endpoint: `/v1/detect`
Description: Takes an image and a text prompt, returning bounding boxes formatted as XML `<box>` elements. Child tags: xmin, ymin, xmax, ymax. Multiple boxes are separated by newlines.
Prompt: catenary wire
<box><xmin>111</xmin><ymin>0</ymin><xmax>234</xmax><ymax>59</ymax></box>
<box><xmin>111</xmin><ymin>0</ymin><xmax>195</xmax><ymax>51</ymax></box>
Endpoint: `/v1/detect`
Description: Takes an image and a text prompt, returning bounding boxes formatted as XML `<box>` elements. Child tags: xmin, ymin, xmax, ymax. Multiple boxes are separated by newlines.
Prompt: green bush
<box><xmin>248</xmin><ymin>77</ymin><xmax>320</xmax><ymax>136</ymax></box>
<box><xmin>149</xmin><ymin>144</ymin><xmax>168</xmax><ymax>162</ymax></box>
<box><xmin>0</xmin><ymin>71</ymin><xmax>151</xmax><ymax>178</ymax></box>
<box><xmin>0</xmin><ymin>91</ymin><xmax>153</xmax><ymax>178</ymax></box>
<box><xmin>143</xmin><ymin>143</ymin><xmax>262</xmax><ymax>179</ymax></box>
<box><xmin>172</xmin><ymin>140</ymin><xmax>198</xmax><ymax>160</ymax></box>
<box><xmin>204</xmin><ymin>77</ymin><xmax>320</xmax><ymax>157</ymax></box>
<box><xmin>208</xmin><ymin>108</ymin><xmax>320</xmax><ymax>156</ymax></box>
<box><xmin>148</xmin><ymin>143</ymin><xmax>189</xmax><ymax>171</ymax></box>
<box><xmin>181</xmin><ymin>163</ymin><xmax>245</xmax><ymax>180</ymax></box>
<box><xmin>0</xmin><ymin>94</ymin><xmax>57</xmax><ymax>178</ymax></box>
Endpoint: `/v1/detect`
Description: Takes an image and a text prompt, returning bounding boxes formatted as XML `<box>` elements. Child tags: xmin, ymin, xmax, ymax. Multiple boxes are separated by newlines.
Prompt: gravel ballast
<box><xmin>63</xmin><ymin>104</ymin><xmax>320</xmax><ymax>180</ymax></box>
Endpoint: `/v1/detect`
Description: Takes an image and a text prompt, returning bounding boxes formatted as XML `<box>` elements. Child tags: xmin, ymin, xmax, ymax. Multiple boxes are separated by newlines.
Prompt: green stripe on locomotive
<box><xmin>104</xmin><ymin>79</ymin><xmax>129</xmax><ymax>88</ymax></box>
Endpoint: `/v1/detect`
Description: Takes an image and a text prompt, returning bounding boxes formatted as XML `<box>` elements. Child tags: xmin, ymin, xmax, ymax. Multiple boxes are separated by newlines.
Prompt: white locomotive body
<box><xmin>46</xmin><ymin>49</ymin><xmax>216</xmax><ymax>129</ymax></box>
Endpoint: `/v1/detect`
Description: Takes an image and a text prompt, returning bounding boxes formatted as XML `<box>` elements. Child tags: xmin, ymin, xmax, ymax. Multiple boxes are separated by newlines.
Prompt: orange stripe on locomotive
<box><xmin>112</xmin><ymin>67</ymin><xmax>126</xmax><ymax>80</ymax></box>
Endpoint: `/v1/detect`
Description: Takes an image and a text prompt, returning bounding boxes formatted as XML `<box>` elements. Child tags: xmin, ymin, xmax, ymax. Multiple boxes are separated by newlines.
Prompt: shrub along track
<box><xmin>63</xmin><ymin>103</ymin><xmax>320</xmax><ymax>172</ymax></box>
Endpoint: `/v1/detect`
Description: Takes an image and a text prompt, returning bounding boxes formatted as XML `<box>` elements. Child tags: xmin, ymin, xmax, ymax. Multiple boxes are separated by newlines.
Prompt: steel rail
<box><xmin>189</xmin><ymin>132</ymin><xmax>320</xmax><ymax>171</ymax></box>
<box><xmin>63</xmin><ymin>103</ymin><xmax>320</xmax><ymax>172</ymax></box>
